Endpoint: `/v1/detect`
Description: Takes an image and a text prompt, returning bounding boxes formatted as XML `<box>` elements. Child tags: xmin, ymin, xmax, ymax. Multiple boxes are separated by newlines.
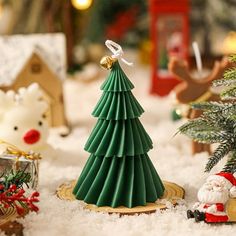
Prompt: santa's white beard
<box><xmin>198</xmin><ymin>186</ymin><xmax>229</xmax><ymax>205</ymax></box>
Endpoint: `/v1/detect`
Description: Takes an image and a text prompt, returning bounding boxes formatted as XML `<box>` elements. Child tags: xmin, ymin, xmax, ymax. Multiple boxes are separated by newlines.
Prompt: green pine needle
<box><xmin>178</xmin><ymin>118</ymin><xmax>209</xmax><ymax>133</ymax></box>
<box><xmin>205</xmin><ymin>141</ymin><xmax>233</xmax><ymax>172</ymax></box>
<box><xmin>223</xmin><ymin>68</ymin><xmax>236</xmax><ymax>80</ymax></box>
<box><xmin>229</xmin><ymin>54</ymin><xmax>236</xmax><ymax>62</ymax></box>
<box><xmin>191</xmin><ymin>101</ymin><xmax>225</xmax><ymax>111</ymax></box>
<box><xmin>213</xmin><ymin>77</ymin><xmax>236</xmax><ymax>87</ymax></box>
<box><xmin>0</xmin><ymin>165</ymin><xmax>31</xmax><ymax>190</ymax></box>
<box><xmin>184</xmin><ymin>130</ymin><xmax>227</xmax><ymax>144</ymax></box>
<box><xmin>213</xmin><ymin>54</ymin><xmax>236</xmax><ymax>99</ymax></box>
<box><xmin>213</xmin><ymin>68</ymin><xmax>236</xmax><ymax>87</ymax></box>
<box><xmin>220</xmin><ymin>86</ymin><xmax>236</xmax><ymax>100</ymax></box>
<box><xmin>222</xmin><ymin>151</ymin><xmax>236</xmax><ymax>173</ymax></box>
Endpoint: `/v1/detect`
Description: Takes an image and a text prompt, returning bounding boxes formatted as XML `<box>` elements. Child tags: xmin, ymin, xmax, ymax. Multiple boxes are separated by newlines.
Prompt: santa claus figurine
<box><xmin>187</xmin><ymin>172</ymin><xmax>236</xmax><ymax>223</ymax></box>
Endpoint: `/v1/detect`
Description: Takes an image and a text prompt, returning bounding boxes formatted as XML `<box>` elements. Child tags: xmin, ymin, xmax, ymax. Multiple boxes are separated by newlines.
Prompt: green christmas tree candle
<box><xmin>73</xmin><ymin>41</ymin><xmax>164</xmax><ymax>208</ymax></box>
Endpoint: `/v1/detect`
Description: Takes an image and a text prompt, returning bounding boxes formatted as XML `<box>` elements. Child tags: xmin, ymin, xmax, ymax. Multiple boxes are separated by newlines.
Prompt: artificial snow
<box><xmin>16</xmin><ymin>58</ymin><xmax>235</xmax><ymax>236</ymax></box>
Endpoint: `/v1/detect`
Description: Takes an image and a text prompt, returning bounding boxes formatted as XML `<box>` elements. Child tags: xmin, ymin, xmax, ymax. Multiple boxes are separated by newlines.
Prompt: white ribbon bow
<box><xmin>105</xmin><ymin>40</ymin><xmax>133</xmax><ymax>66</ymax></box>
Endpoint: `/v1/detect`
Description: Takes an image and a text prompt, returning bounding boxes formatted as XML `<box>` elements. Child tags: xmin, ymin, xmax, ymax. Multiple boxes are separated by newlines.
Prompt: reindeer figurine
<box><xmin>169</xmin><ymin>57</ymin><xmax>229</xmax><ymax>154</ymax></box>
<box><xmin>0</xmin><ymin>83</ymin><xmax>49</xmax><ymax>153</ymax></box>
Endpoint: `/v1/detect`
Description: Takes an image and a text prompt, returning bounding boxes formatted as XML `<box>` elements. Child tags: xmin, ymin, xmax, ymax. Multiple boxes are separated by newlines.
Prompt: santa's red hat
<box><xmin>207</xmin><ymin>172</ymin><xmax>236</xmax><ymax>198</ymax></box>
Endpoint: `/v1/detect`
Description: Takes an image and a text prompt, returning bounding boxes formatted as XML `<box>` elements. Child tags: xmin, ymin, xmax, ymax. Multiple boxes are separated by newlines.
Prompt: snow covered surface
<box><xmin>0</xmin><ymin>33</ymin><xmax>66</xmax><ymax>86</ymax></box>
<box><xmin>14</xmin><ymin>56</ymin><xmax>236</xmax><ymax>236</ymax></box>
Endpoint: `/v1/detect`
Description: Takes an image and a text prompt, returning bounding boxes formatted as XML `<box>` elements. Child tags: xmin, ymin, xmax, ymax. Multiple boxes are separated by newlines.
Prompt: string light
<box><xmin>222</xmin><ymin>31</ymin><xmax>236</xmax><ymax>55</ymax></box>
<box><xmin>71</xmin><ymin>0</ymin><xmax>93</xmax><ymax>10</ymax></box>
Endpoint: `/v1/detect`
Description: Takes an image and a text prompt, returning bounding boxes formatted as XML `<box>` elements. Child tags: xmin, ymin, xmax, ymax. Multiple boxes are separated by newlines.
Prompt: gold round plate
<box><xmin>57</xmin><ymin>180</ymin><xmax>185</xmax><ymax>215</ymax></box>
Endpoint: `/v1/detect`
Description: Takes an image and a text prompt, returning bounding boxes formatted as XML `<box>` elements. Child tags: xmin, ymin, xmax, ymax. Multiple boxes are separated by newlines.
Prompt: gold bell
<box><xmin>100</xmin><ymin>56</ymin><xmax>117</xmax><ymax>70</ymax></box>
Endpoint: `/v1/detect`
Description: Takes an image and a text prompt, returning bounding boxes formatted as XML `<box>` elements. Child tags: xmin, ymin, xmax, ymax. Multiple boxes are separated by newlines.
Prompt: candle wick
<box><xmin>192</xmin><ymin>41</ymin><xmax>203</xmax><ymax>78</ymax></box>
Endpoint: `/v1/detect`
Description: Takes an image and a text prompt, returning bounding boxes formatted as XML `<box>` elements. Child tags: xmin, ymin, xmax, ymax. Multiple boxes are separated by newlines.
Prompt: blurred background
<box><xmin>0</xmin><ymin>0</ymin><xmax>235</xmax><ymax>75</ymax></box>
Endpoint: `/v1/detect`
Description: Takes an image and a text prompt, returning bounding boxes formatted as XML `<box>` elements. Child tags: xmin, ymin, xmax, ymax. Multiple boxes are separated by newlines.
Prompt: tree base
<box><xmin>0</xmin><ymin>207</ymin><xmax>23</xmax><ymax>236</ymax></box>
<box><xmin>57</xmin><ymin>180</ymin><xmax>185</xmax><ymax>215</ymax></box>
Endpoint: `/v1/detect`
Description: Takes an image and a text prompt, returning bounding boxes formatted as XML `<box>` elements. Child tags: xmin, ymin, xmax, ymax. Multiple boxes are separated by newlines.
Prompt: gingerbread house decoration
<box><xmin>0</xmin><ymin>33</ymin><xmax>67</xmax><ymax>127</ymax></box>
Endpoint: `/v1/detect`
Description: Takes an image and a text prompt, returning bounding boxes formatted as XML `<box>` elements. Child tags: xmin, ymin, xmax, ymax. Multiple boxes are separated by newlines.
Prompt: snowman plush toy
<box><xmin>0</xmin><ymin>83</ymin><xmax>49</xmax><ymax>153</ymax></box>
<box><xmin>187</xmin><ymin>172</ymin><xmax>236</xmax><ymax>223</ymax></box>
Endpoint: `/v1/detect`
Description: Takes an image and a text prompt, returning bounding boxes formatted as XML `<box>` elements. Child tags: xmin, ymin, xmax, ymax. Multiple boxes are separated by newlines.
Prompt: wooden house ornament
<box><xmin>0</xmin><ymin>33</ymin><xmax>67</xmax><ymax>128</ymax></box>
<box><xmin>149</xmin><ymin>0</ymin><xmax>189</xmax><ymax>96</ymax></box>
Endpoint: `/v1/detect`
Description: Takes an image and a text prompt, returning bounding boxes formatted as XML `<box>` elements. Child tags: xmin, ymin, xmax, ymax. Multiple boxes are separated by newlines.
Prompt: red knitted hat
<box><xmin>215</xmin><ymin>172</ymin><xmax>236</xmax><ymax>186</ymax></box>
<box><xmin>207</xmin><ymin>172</ymin><xmax>236</xmax><ymax>197</ymax></box>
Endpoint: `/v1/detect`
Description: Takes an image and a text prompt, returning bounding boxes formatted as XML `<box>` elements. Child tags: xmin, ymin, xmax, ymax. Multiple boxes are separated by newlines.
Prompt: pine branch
<box><xmin>183</xmin><ymin>130</ymin><xmax>228</xmax><ymax>144</ymax></box>
<box><xmin>0</xmin><ymin>166</ymin><xmax>31</xmax><ymax>190</ymax></box>
<box><xmin>205</xmin><ymin>141</ymin><xmax>233</xmax><ymax>172</ymax></box>
<box><xmin>203</xmin><ymin>111</ymin><xmax>236</xmax><ymax>131</ymax></box>
<box><xmin>191</xmin><ymin>102</ymin><xmax>236</xmax><ymax>120</ymax></box>
<box><xmin>178</xmin><ymin>113</ymin><xmax>233</xmax><ymax>144</ymax></box>
<box><xmin>212</xmin><ymin>54</ymin><xmax>236</xmax><ymax>99</ymax></box>
<box><xmin>229</xmin><ymin>54</ymin><xmax>236</xmax><ymax>63</ymax></box>
<box><xmin>213</xmin><ymin>77</ymin><xmax>236</xmax><ymax>87</ymax></box>
<box><xmin>179</xmin><ymin>54</ymin><xmax>236</xmax><ymax>173</ymax></box>
<box><xmin>224</xmin><ymin>68</ymin><xmax>236</xmax><ymax>80</ymax></box>
<box><xmin>219</xmin><ymin>104</ymin><xmax>236</xmax><ymax>118</ymax></box>
<box><xmin>180</xmin><ymin>103</ymin><xmax>236</xmax><ymax>144</ymax></box>
<box><xmin>222</xmin><ymin>151</ymin><xmax>236</xmax><ymax>173</ymax></box>
<box><xmin>191</xmin><ymin>101</ymin><xmax>226</xmax><ymax>111</ymax></box>
<box><xmin>213</xmin><ymin>68</ymin><xmax>236</xmax><ymax>87</ymax></box>
<box><xmin>178</xmin><ymin>118</ymin><xmax>210</xmax><ymax>134</ymax></box>
<box><xmin>220</xmin><ymin>86</ymin><xmax>236</xmax><ymax>100</ymax></box>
